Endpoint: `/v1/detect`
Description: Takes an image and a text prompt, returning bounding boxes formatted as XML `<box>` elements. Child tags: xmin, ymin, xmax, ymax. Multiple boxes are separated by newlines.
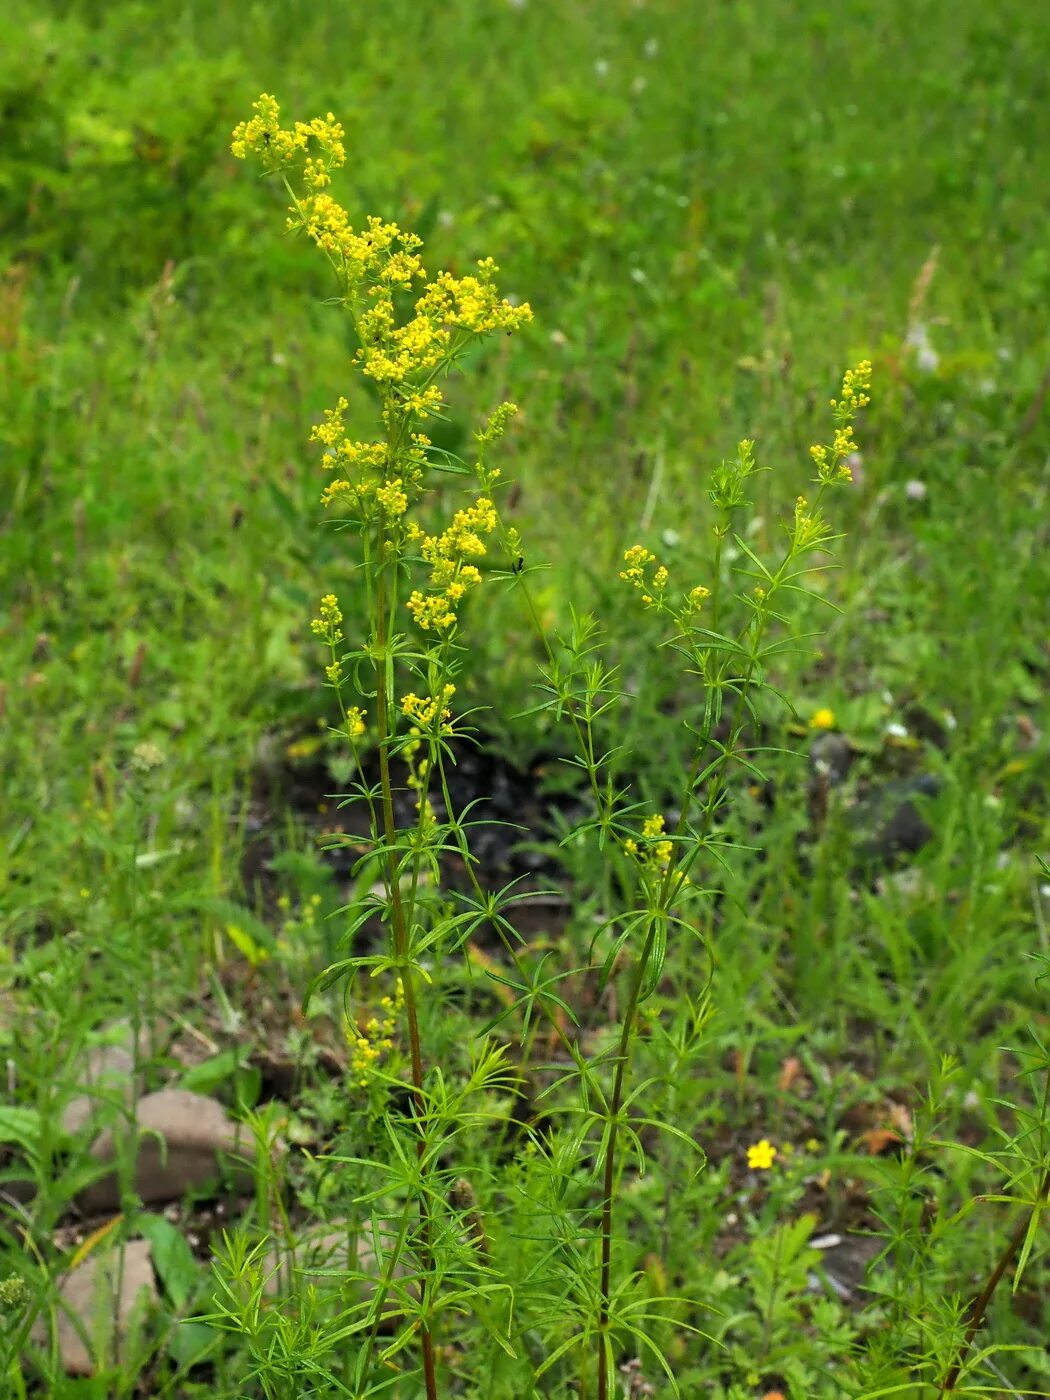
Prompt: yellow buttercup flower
<box><xmin>746</xmin><ymin>1139</ymin><xmax>778</xmax><ymax>1170</ymax></box>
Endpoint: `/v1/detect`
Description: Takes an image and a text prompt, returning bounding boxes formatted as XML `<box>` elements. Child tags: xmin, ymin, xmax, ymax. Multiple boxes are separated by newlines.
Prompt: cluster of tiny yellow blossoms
<box><xmin>348</xmin><ymin>980</ymin><xmax>403</xmax><ymax>1088</ymax></box>
<box><xmin>344</xmin><ymin>706</ymin><xmax>367</xmax><ymax>739</ymax></box>
<box><xmin>310</xmin><ymin>401</ymin><xmax>435</xmax><ymax>522</ymax></box>
<box><xmin>620</xmin><ymin>546</ymin><xmax>709</xmax><ymax>616</ymax></box>
<box><xmin>398</xmin><ymin>686</ymin><xmax>455</xmax><ymax>820</ymax></box>
<box><xmin>233</xmin><ymin>96</ymin><xmax>532</xmax><ymax>672</ymax></box>
<box><xmin>311</xmin><ymin>595</ymin><xmax>363</xmax><ymax>712</ymax></box>
<box><xmin>406</xmin><ymin>497</ymin><xmax>498</xmax><ymax>631</ymax></box>
<box><xmin>619</xmin><ymin>545</ymin><xmax>668</xmax><ymax>608</ymax></box>
<box><xmin>809</xmin><ymin>359</ymin><xmax>872</xmax><ymax>484</ymax></box>
<box><xmin>232</xmin><ymin>95</ymin><xmax>530</xmax><ymax>445</ymax></box>
<box><xmin>684</xmin><ymin>584</ymin><xmax>711</xmax><ymax>614</ymax></box>
<box><xmin>401</xmin><ymin>685</ymin><xmax>456</xmax><ymax>732</ymax></box>
<box><xmin>624</xmin><ymin>813</ymin><xmax>674</xmax><ymax>872</ymax></box>
<box><xmin>310</xmin><ymin>593</ymin><xmax>343</xmax><ymax>644</ymax></box>
<box><xmin>809</xmin><ymin>706</ymin><xmax>836</xmax><ymax>731</ymax></box>
<box><xmin>230</xmin><ymin>94</ymin><xmax>345</xmax><ymax>171</ymax></box>
<box><xmin>789</xmin><ymin>495</ymin><xmax>831</xmax><ymax>552</ymax></box>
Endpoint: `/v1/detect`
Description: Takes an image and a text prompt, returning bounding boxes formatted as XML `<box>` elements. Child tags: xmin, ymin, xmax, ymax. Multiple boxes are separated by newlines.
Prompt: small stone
<box><xmin>813</xmin><ymin>1231</ymin><xmax>883</xmax><ymax>1299</ymax></box>
<box><xmin>80</xmin><ymin>1089</ymin><xmax>254</xmax><ymax>1213</ymax></box>
<box><xmin>31</xmin><ymin>1238</ymin><xmax>156</xmax><ymax>1376</ymax></box>
<box><xmin>809</xmin><ymin>732</ymin><xmax>854</xmax><ymax>786</ymax></box>
<box><xmin>851</xmin><ymin>774</ymin><xmax>941</xmax><ymax>865</ymax></box>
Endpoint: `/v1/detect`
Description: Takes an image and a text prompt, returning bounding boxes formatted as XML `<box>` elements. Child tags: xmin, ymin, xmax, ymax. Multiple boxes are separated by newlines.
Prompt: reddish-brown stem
<box><xmin>938</xmin><ymin>1167</ymin><xmax>1050</xmax><ymax>1394</ymax></box>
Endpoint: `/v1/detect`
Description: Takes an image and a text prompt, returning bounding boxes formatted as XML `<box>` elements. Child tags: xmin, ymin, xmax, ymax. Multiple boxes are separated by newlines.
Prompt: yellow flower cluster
<box><xmin>233</xmin><ymin>95</ymin><xmax>531</xmax><ymax>465</ymax></box>
<box><xmin>398</xmin><ymin>687</ymin><xmax>455</xmax><ymax>821</ymax></box>
<box><xmin>809</xmin><ymin>359</ymin><xmax>872</xmax><ymax>484</ymax></box>
<box><xmin>619</xmin><ymin>545</ymin><xmax>670</xmax><ymax>608</ymax></box>
<box><xmin>233</xmin><ymin>95</ymin><xmax>534</xmax><ymax>717</ymax></box>
<box><xmin>624</xmin><ymin>813</ymin><xmax>674</xmax><ymax>872</ymax></box>
<box><xmin>835</xmin><ymin>362</ymin><xmax>873</xmax><ymax>416</ymax></box>
<box><xmin>401</xmin><ymin>685</ymin><xmax>456</xmax><ymax>731</ymax></box>
<box><xmin>789</xmin><ymin>495</ymin><xmax>831</xmax><ymax>552</ymax></box>
<box><xmin>345</xmin><ymin>706</ymin><xmax>367</xmax><ymax>739</ymax></box>
<box><xmin>230</xmin><ymin>94</ymin><xmax>345</xmax><ymax>172</ymax></box>
<box><xmin>621</xmin><ymin>547</ymin><xmax>712</xmax><ymax>618</ymax></box>
<box><xmin>620</xmin><ymin>544</ymin><xmax>654</xmax><ymax>583</ymax></box>
<box><xmin>310</xmin><ymin>593</ymin><xmax>344</xmax><ymax>643</ymax></box>
<box><xmin>348</xmin><ymin>979</ymin><xmax>403</xmax><ymax>1088</ymax></box>
<box><xmin>311</xmin><ymin>399</ymin><xmax>432</xmax><ymax>518</ymax></box>
<box><xmin>375</xmin><ymin>477</ymin><xmax>408</xmax><ymax>521</ymax></box>
<box><xmin>407</xmin><ymin>497</ymin><xmax>498</xmax><ymax>631</ymax></box>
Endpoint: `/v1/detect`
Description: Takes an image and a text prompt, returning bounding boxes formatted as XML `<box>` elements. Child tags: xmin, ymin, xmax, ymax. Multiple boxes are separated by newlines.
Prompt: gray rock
<box><xmin>809</xmin><ymin>732</ymin><xmax>855</xmax><ymax>787</ymax></box>
<box><xmin>852</xmin><ymin>773</ymin><xmax>941</xmax><ymax>863</ymax></box>
<box><xmin>80</xmin><ymin>1089</ymin><xmax>254</xmax><ymax>1213</ymax></box>
<box><xmin>814</xmin><ymin>1230</ymin><xmax>884</xmax><ymax>1300</ymax></box>
<box><xmin>32</xmin><ymin>1238</ymin><xmax>156</xmax><ymax>1376</ymax></box>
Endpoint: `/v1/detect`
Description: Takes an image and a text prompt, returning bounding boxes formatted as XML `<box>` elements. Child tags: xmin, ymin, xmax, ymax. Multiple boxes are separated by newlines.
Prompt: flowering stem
<box><xmin>593</xmin><ymin>535</ymin><xmax>791</xmax><ymax>1399</ymax></box>
<box><xmin>596</xmin><ymin>912</ymin><xmax>661</xmax><ymax>1400</ymax></box>
<box><xmin>373</xmin><ymin>544</ymin><xmax>439</xmax><ymax>1400</ymax></box>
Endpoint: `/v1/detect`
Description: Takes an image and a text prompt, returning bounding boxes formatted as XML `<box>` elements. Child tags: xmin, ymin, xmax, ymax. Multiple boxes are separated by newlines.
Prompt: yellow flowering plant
<box><xmin>228</xmin><ymin>94</ymin><xmax>542</xmax><ymax>1400</ymax></box>
<box><xmin>222</xmin><ymin>93</ymin><xmax>872</xmax><ymax>1400</ymax></box>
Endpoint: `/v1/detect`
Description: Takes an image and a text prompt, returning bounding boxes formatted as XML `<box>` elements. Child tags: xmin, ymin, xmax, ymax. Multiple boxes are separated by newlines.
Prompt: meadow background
<box><xmin>1</xmin><ymin>1</ymin><xmax>1049</xmax><ymax>1396</ymax></box>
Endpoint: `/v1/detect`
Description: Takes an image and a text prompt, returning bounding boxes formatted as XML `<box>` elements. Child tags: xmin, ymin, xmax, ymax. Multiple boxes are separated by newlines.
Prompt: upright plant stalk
<box><xmin>232</xmin><ymin>96</ymin><xmax>872</xmax><ymax>1394</ymax></box>
<box><xmin>498</xmin><ymin>459</ymin><xmax>862</xmax><ymax>1399</ymax></box>
<box><xmin>589</xmin><ymin>414</ymin><xmax>868</xmax><ymax>1395</ymax></box>
<box><xmin>231</xmin><ymin>93</ymin><xmax>532</xmax><ymax>1399</ymax></box>
<box><xmin>372</xmin><ymin>551</ymin><xmax>439</xmax><ymax>1400</ymax></box>
<box><xmin>938</xmin><ymin>1173</ymin><xmax>1049</xmax><ymax>1392</ymax></box>
<box><xmin>592</xmin><ymin>663</ymin><xmax>758</xmax><ymax>1400</ymax></box>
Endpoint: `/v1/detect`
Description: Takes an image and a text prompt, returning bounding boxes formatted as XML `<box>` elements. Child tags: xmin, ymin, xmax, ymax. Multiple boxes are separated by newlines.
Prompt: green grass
<box><xmin>1</xmin><ymin>1</ymin><xmax>1049</xmax><ymax>1396</ymax></box>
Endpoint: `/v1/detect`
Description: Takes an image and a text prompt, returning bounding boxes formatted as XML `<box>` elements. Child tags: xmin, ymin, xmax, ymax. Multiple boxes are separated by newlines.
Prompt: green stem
<box><xmin>594</xmin><ymin>505</ymin><xmax>814</xmax><ymax>1396</ymax></box>
<box><xmin>373</xmin><ymin>544</ymin><xmax>439</xmax><ymax>1400</ymax></box>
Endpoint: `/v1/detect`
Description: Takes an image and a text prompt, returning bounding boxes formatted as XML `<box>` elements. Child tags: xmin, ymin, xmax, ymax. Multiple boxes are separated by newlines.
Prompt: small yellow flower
<box><xmin>746</xmin><ymin>1139</ymin><xmax>778</xmax><ymax>1170</ymax></box>
<box><xmin>809</xmin><ymin>707</ymin><xmax>836</xmax><ymax>731</ymax></box>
